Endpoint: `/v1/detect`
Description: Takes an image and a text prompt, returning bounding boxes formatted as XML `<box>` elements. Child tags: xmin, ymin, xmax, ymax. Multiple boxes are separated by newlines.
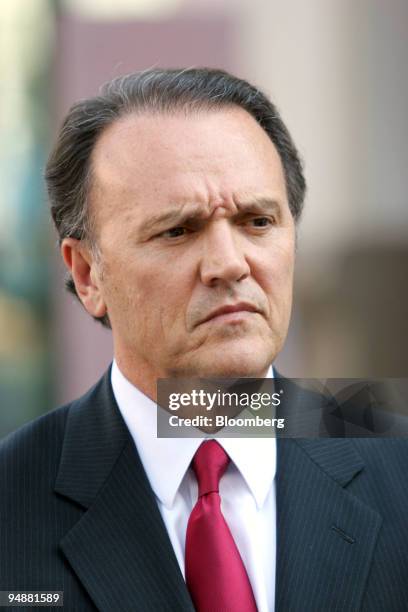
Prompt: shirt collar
<box><xmin>111</xmin><ymin>360</ymin><xmax>276</xmax><ymax>511</ymax></box>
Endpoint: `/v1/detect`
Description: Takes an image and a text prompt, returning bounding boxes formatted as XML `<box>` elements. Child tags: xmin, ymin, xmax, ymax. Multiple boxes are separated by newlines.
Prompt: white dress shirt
<box><xmin>111</xmin><ymin>360</ymin><xmax>276</xmax><ymax>611</ymax></box>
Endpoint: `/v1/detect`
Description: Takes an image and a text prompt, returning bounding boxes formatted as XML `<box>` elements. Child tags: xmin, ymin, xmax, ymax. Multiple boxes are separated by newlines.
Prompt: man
<box><xmin>1</xmin><ymin>68</ymin><xmax>407</xmax><ymax>611</ymax></box>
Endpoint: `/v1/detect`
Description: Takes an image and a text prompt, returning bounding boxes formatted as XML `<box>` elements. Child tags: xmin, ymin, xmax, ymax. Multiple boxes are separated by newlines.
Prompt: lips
<box><xmin>199</xmin><ymin>302</ymin><xmax>259</xmax><ymax>325</ymax></box>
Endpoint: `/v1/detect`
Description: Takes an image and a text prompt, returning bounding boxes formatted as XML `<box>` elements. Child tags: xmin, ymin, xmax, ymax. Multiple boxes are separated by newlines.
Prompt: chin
<box><xmin>193</xmin><ymin>339</ymin><xmax>276</xmax><ymax>378</ymax></box>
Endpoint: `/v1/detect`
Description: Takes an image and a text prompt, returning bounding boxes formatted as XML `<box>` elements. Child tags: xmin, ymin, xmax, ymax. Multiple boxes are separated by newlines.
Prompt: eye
<box><xmin>159</xmin><ymin>226</ymin><xmax>189</xmax><ymax>239</ymax></box>
<box><xmin>248</xmin><ymin>216</ymin><xmax>275</xmax><ymax>228</ymax></box>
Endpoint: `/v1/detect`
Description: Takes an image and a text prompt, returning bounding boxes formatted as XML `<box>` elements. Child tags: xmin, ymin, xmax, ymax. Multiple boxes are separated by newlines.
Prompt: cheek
<box><xmin>135</xmin><ymin>265</ymin><xmax>191</xmax><ymax>331</ymax></box>
<box><xmin>253</xmin><ymin>227</ymin><xmax>295</xmax><ymax>270</ymax></box>
<box><xmin>257</xmin><ymin>250</ymin><xmax>295</xmax><ymax>310</ymax></box>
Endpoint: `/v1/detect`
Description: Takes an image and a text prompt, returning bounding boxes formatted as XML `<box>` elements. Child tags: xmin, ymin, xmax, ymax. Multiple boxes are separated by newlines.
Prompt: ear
<box><xmin>61</xmin><ymin>238</ymin><xmax>107</xmax><ymax>319</ymax></box>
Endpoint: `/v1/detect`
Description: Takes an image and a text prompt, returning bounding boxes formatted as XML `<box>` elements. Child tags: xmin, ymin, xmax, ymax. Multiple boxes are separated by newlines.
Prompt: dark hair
<box><xmin>45</xmin><ymin>67</ymin><xmax>306</xmax><ymax>327</ymax></box>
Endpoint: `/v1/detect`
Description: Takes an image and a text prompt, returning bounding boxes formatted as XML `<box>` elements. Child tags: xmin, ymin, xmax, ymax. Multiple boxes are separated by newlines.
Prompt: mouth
<box><xmin>199</xmin><ymin>302</ymin><xmax>260</xmax><ymax>326</ymax></box>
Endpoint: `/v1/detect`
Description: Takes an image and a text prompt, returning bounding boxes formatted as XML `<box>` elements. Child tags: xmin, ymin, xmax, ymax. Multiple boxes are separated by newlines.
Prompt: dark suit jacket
<box><xmin>1</xmin><ymin>368</ymin><xmax>408</xmax><ymax>611</ymax></box>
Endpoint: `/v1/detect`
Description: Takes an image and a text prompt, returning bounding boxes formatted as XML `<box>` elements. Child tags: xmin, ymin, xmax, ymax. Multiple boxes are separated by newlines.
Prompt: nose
<box><xmin>199</xmin><ymin>221</ymin><xmax>250</xmax><ymax>286</ymax></box>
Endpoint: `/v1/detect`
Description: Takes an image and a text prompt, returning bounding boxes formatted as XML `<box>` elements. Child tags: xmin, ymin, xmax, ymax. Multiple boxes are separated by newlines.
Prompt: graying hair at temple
<box><xmin>45</xmin><ymin>67</ymin><xmax>306</xmax><ymax>328</ymax></box>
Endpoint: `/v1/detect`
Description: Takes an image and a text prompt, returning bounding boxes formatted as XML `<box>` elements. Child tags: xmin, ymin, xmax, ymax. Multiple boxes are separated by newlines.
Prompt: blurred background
<box><xmin>1</xmin><ymin>0</ymin><xmax>407</xmax><ymax>437</ymax></box>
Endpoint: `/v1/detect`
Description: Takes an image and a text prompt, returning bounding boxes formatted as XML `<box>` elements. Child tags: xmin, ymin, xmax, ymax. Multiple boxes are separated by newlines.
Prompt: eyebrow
<box><xmin>139</xmin><ymin>197</ymin><xmax>282</xmax><ymax>235</ymax></box>
<box><xmin>236</xmin><ymin>197</ymin><xmax>282</xmax><ymax>214</ymax></box>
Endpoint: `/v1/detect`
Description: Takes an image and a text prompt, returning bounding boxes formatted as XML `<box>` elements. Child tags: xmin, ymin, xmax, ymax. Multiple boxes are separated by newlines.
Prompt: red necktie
<box><xmin>185</xmin><ymin>440</ymin><xmax>258</xmax><ymax>612</ymax></box>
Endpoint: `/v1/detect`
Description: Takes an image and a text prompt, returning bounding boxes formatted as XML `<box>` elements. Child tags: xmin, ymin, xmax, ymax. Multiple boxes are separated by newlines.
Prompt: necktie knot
<box><xmin>192</xmin><ymin>440</ymin><xmax>230</xmax><ymax>497</ymax></box>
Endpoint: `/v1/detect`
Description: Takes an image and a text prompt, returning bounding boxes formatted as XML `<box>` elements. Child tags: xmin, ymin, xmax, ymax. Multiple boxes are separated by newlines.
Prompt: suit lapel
<box><xmin>55</xmin><ymin>370</ymin><xmax>194</xmax><ymax>612</ymax></box>
<box><xmin>276</xmin><ymin>438</ymin><xmax>382</xmax><ymax>612</ymax></box>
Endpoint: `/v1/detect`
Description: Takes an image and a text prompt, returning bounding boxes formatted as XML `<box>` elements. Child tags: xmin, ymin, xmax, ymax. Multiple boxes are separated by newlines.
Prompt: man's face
<box><xmin>87</xmin><ymin>107</ymin><xmax>295</xmax><ymax>389</ymax></box>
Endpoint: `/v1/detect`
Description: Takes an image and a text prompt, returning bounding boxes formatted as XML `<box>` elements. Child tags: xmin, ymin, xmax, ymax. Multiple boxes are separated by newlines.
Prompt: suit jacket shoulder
<box><xmin>276</xmin><ymin>435</ymin><xmax>408</xmax><ymax>611</ymax></box>
<box><xmin>0</xmin><ymin>370</ymin><xmax>194</xmax><ymax>612</ymax></box>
